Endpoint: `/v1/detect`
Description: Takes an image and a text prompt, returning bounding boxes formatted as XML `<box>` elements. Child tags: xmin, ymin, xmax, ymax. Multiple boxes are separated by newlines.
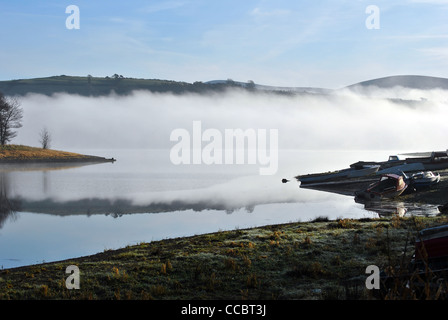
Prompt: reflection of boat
<box><xmin>355</xmin><ymin>197</ymin><xmax>440</xmax><ymax>217</ymax></box>
<box><xmin>354</xmin><ymin>198</ymin><xmax>408</xmax><ymax>217</ymax></box>
<box><xmin>354</xmin><ymin>174</ymin><xmax>408</xmax><ymax>200</ymax></box>
<box><xmin>296</xmin><ymin>165</ymin><xmax>379</xmax><ymax>185</ymax></box>
<box><xmin>409</xmin><ymin>171</ymin><xmax>440</xmax><ymax>189</ymax></box>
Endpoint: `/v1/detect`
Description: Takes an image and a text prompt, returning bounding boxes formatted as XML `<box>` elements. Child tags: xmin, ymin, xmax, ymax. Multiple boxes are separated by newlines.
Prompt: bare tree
<box><xmin>0</xmin><ymin>93</ymin><xmax>23</xmax><ymax>146</ymax></box>
<box><xmin>39</xmin><ymin>127</ymin><xmax>52</xmax><ymax>149</ymax></box>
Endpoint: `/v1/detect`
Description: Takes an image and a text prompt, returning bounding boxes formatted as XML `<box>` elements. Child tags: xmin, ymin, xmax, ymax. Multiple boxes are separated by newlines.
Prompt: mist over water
<box><xmin>7</xmin><ymin>87</ymin><xmax>448</xmax><ymax>208</ymax></box>
<box><xmin>7</xmin><ymin>87</ymin><xmax>448</xmax><ymax>211</ymax></box>
<box><xmin>15</xmin><ymin>87</ymin><xmax>448</xmax><ymax>152</ymax></box>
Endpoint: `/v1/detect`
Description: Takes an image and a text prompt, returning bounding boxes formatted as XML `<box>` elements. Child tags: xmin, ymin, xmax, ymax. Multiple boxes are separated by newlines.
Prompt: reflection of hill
<box><xmin>0</xmin><ymin>162</ymin><xmax>118</xmax><ymax>227</ymax></box>
<box><xmin>16</xmin><ymin>197</ymin><xmax>257</xmax><ymax>217</ymax></box>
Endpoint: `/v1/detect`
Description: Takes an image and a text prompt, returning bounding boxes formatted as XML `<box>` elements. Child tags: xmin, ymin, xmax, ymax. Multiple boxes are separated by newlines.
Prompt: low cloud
<box><xmin>6</xmin><ymin>86</ymin><xmax>448</xmax><ymax>213</ymax></box>
<box><xmin>14</xmin><ymin>87</ymin><xmax>448</xmax><ymax>153</ymax></box>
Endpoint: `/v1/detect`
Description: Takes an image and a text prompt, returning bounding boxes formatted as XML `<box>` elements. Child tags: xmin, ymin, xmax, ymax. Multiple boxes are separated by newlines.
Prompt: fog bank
<box><xmin>14</xmin><ymin>87</ymin><xmax>448</xmax><ymax>152</ymax></box>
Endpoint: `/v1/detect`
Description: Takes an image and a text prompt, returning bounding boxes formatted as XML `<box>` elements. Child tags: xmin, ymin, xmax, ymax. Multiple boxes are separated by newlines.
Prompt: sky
<box><xmin>1</xmin><ymin>0</ymin><xmax>448</xmax><ymax>88</ymax></box>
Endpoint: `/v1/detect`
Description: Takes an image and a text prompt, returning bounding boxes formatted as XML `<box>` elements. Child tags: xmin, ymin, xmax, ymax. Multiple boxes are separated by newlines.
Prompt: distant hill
<box><xmin>1</xmin><ymin>74</ymin><xmax>447</xmax><ymax>97</ymax></box>
<box><xmin>0</xmin><ymin>75</ymin><xmax>298</xmax><ymax>97</ymax></box>
<box><xmin>346</xmin><ymin>75</ymin><xmax>448</xmax><ymax>90</ymax></box>
<box><xmin>205</xmin><ymin>80</ymin><xmax>331</xmax><ymax>94</ymax></box>
<box><xmin>0</xmin><ymin>75</ymin><xmax>196</xmax><ymax>96</ymax></box>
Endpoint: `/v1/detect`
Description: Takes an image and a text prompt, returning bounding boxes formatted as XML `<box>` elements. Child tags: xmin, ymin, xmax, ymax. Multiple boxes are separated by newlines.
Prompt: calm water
<box><xmin>0</xmin><ymin>149</ymin><xmax>440</xmax><ymax>269</ymax></box>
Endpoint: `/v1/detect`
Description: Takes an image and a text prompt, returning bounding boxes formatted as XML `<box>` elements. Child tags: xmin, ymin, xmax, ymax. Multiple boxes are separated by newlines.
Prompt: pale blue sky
<box><xmin>1</xmin><ymin>0</ymin><xmax>447</xmax><ymax>87</ymax></box>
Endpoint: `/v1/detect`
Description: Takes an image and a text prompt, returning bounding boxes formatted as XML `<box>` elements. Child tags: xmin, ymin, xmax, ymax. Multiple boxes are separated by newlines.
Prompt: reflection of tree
<box><xmin>0</xmin><ymin>172</ymin><xmax>21</xmax><ymax>229</ymax></box>
<box><xmin>42</xmin><ymin>170</ymin><xmax>49</xmax><ymax>194</ymax></box>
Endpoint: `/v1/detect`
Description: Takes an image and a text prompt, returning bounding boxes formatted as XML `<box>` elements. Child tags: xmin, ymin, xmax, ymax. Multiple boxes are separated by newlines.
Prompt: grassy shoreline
<box><xmin>1</xmin><ymin>214</ymin><xmax>448</xmax><ymax>300</ymax></box>
<box><xmin>0</xmin><ymin>145</ymin><xmax>114</xmax><ymax>163</ymax></box>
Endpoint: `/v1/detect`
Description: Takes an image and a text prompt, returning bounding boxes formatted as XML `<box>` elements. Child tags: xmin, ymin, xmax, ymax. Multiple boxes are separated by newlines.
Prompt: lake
<box><xmin>0</xmin><ymin>149</ymin><xmax>440</xmax><ymax>269</ymax></box>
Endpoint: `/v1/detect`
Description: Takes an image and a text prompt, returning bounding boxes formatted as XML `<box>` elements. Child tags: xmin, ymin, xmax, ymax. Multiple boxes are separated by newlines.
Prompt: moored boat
<box><xmin>354</xmin><ymin>173</ymin><xmax>408</xmax><ymax>201</ymax></box>
<box><xmin>350</xmin><ymin>155</ymin><xmax>405</xmax><ymax>170</ymax></box>
<box><xmin>377</xmin><ymin>162</ymin><xmax>425</xmax><ymax>175</ymax></box>
<box><xmin>414</xmin><ymin>224</ymin><xmax>448</xmax><ymax>270</ymax></box>
<box><xmin>405</xmin><ymin>151</ymin><xmax>448</xmax><ymax>171</ymax></box>
<box><xmin>352</xmin><ymin>150</ymin><xmax>448</xmax><ymax>173</ymax></box>
<box><xmin>296</xmin><ymin>165</ymin><xmax>379</xmax><ymax>185</ymax></box>
<box><xmin>409</xmin><ymin>171</ymin><xmax>440</xmax><ymax>189</ymax></box>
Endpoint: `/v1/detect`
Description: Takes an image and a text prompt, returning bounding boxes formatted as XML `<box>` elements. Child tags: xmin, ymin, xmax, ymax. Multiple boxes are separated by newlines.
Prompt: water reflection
<box><xmin>0</xmin><ymin>162</ymin><xmax>442</xmax><ymax>228</ymax></box>
<box><xmin>0</xmin><ymin>172</ymin><xmax>21</xmax><ymax>229</ymax></box>
<box><xmin>16</xmin><ymin>197</ymin><xmax>261</xmax><ymax>218</ymax></box>
<box><xmin>0</xmin><ymin>161</ymin><xmax>107</xmax><ymax>173</ymax></box>
<box><xmin>0</xmin><ymin>160</ymin><xmax>298</xmax><ymax>226</ymax></box>
<box><xmin>300</xmin><ymin>179</ymin><xmax>441</xmax><ymax>217</ymax></box>
<box><xmin>0</xmin><ymin>149</ymin><xmax>443</xmax><ymax>230</ymax></box>
<box><xmin>0</xmin><ymin>162</ymin><xmax>113</xmax><ymax>228</ymax></box>
<box><xmin>354</xmin><ymin>198</ymin><xmax>440</xmax><ymax>217</ymax></box>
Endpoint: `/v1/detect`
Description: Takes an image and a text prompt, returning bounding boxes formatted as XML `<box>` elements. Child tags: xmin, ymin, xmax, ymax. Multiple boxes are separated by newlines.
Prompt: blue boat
<box><xmin>409</xmin><ymin>171</ymin><xmax>440</xmax><ymax>189</ymax></box>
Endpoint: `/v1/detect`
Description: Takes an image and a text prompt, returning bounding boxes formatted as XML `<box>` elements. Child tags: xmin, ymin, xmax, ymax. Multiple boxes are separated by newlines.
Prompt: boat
<box><xmin>376</xmin><ymin>223</ymin><xmax>448</xmax><ymax>298</ymax></box>
<box><xmin>409</xmin><ymin>171</ymin><xmax>440</xmax><ymax>189</ymax></box>
<box><xmin>439</xmin><ymin>203</ymin><xmax>448</xmax><ymax>214</ymax></box>
<box><xmin>350</xmin><ymin>155</ymin><xmax>405</xmax><ymax>170</ymax></box>
<box><xmin>414</xmin><ymin>224</ymin><xmax>448</xmax><ymax>270</ymax></box>
<box><xmin>352</xmin><ymin>150</ymin><xmax>448</xmax><ymax>173</ymax></box>
<box><xmin>405</xmin><ymin>151</ymin><xmax>448</xmax><ymax>171</ymax></box>
<box><xmin>376</xmin><ymin>162</ymin><xmax>426</xmax><ymax>175</ymax></box>
<box><xmin>354</xmin><ymin>173</ymin><xmax>408</xmax><ymax>200</ymax></box>
<box><xmin>296</xmin><ymin>165</ymin><xmax>380</xmax><ymax>185</ymax></box>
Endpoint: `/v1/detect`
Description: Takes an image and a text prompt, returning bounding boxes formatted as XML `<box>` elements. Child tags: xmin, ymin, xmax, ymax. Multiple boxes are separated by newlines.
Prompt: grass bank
<box><xmin>0</xmin><ymin>145</ymin><xmax>113</xmax><ymax>163</ymax></box>
<box><xmin>1</xmin><ymin>215</ymin><xmax>448</xmax><ymax>300</ymax></box>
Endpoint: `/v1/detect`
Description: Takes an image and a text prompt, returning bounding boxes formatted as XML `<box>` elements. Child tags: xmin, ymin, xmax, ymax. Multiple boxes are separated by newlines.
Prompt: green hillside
<box><xmin>0</xmin><ymin>75</ymin><xmax>250</xmax><ymax>96</ymax></box>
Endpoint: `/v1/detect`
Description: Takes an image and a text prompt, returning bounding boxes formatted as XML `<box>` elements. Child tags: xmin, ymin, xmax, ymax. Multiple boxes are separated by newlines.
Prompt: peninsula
<box><xmin>0</xmin><ymin>145</ymin><xmax>115</xmax><ymax>164</ymax></box>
